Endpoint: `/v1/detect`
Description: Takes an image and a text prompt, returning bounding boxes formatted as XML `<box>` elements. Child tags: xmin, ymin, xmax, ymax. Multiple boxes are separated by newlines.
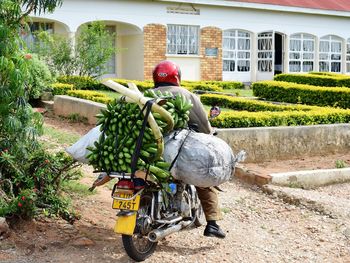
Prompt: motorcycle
<box><xmin>92</xmin><ymin>170</ymin><xmax>205</xmax><ymax>262</ymax></box>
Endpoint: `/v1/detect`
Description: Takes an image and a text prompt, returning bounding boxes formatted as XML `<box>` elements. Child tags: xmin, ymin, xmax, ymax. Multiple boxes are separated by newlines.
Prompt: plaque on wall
<box><xmin>205</xmin><ymin>48</ymin><xmax>218</xmax><ymax>57</ymax></box>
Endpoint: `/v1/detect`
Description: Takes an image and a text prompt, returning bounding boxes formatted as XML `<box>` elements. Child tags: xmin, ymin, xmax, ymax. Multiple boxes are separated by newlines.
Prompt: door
<box><xmin>257</xmin><ymin>32</ymin><xmax>274</xmax><ymax>81</ymax></box>
<box><xmin>257</xmin><ymin>31</ymin><xmax>284</xmax><ymax>81</ymax></box>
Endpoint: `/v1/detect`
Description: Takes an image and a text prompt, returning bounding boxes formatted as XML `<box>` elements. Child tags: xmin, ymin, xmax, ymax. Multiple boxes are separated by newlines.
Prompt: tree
<box><xmin>0</xmin><ymin>0</ymin><xmax>80</xmax><ymax>220</ymax></box>
<box><xmin>75</xmin><ymin>21</ymin><xmax>116</xmax><ymax>77</ymax></box>
<box><xmin>32</xmin><ymin>21</ymin><xmax>117</xmax><ymax>78</ymax></box>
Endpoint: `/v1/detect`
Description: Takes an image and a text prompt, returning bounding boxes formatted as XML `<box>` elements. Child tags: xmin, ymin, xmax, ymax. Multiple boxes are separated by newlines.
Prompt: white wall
<box><xmin>33</xmin><ymin>0</ymin><xmax>350</xmax><ymax>81</ymax></box>
<box><xmin>119</xmin><ymin>34</ymin><xmax>144</xmax><ymax>80</ymax></box>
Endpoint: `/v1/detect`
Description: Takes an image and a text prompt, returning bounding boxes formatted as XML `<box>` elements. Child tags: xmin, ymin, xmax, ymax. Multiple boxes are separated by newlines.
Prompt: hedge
<box><xmin>252</xmin><ymin>81</ymin><xmax>350</xmax><ymax>108</ymax></box>
<box><xmin>210</xmin><ymin>108</ymin><xmax>350</xmax><ymax>128</ymax></box>
<box><xmin>57</xmin><ymin>75</ymin><xmax>105</xmax><ymax>90</ymax></box>
<box><xmin>183</xmin><ymin>80</ymin><xmax>244</xmax><ymax>90</ymax></box>
<box><xmin>274</xmin><ymin>73</ymin><xmax>350</xmax><ymax>88</ymax></box>
<box><xmin>200</xmin><ymin>94</ymin><xmax>316</xmax><ymax>112</ymax></box>
<box><xmin>50</xmin><ymin>83</ymin><xmax>74</xmax><ymax>95</ymax></box>
<box><xmin>104</xmin><ymin>78</ymin><xmax>154</xmax><ymax>92</ymax></box>
<box><xmin>67</xmin><ymin>90</ymin><xmax>112</xmax><ymax>104</ymax></box>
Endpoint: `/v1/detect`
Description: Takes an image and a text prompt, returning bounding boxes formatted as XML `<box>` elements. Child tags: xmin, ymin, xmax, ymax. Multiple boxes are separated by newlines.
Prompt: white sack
<box><xmin>66</xmin><ymin>125</ymin><xmax>101</xmax><ymax>163</ymax></box>
<box><xmin>163</xmin><ymin>130</ymin><xmax>245</xmax><ymax>187</ymax></box>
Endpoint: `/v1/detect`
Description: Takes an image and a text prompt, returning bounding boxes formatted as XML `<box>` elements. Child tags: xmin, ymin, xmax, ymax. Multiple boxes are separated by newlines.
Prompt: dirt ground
<box><xmin>1</xmin><ymin>116</ymin><xmax>350</xmax><ymax>263</ymax></box>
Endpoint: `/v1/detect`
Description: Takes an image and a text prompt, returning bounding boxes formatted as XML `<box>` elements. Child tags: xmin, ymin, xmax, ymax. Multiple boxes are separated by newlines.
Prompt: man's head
<box><xmin>152</xmin><ymin>60</ymin><xmax>181</xmax><ymax>87</ymax></box>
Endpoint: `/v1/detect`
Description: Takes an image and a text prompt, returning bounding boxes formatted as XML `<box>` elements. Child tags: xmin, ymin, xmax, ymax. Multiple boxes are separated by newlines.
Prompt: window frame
<box><xmin>288</xmin><ymin>33</ymin><xmax>315</xmax><ymax>73</ymax></box>
<box><xmin>222</xmin><ymin>29</ymin><xmax>251</xmax><ymax>73</ymax></box>
<box><xmin>319</xmin><ymin>35</ymin><xmax>342</xmax><ymax>73</ymax></box>
<box><xmin>166</xmin><ymin>24</ymin><xmax>200</xmax><ymax>56</ymax></box>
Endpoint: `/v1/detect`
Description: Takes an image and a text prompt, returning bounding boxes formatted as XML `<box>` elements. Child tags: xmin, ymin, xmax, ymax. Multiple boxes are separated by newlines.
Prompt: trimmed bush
<box><xmin>67</xmin><ymin>90</ymin><xmax>112</xmax><ymax>104</ymax></box>
<box><xmin>57</xmin><ymin>75</ymin><xmax>105</xmax><ymax>90</ymax></box>
<box><xmin>274</xmin><ymin>73</ymin><xmax>350</xmax><ymax>88</ymax></box>
<box><xmin>252</xmin><ymin>81</ymin><xmax>350</xmax><ymax>108</ymax></box>
<box><xmin>200</xmin><ymin>94</ymin><xmax>315</xmax><ymax>112</ymax></box>
<box><xmin>210</xmin><ymin>108</ymin><xmax>350</xmax><ymax>128</ymax></box>
<box><xmin>204</xmin><ymin>81</ymin><xmax>245</xmax><ymax>89</ymax></box>
<box><xmin>50</xmin><ymin>83</ymin><xmax>74</xmax><ymax>95</ymax></box>
<box><xmin>105</xmin><ymin>78</ymin><xmax>154</xmax><ymax>92</ymax></box>
<box><xmin>182</xmin><ymin>81</ymin><xmax>223</xmax><ymax>92</ymax></box>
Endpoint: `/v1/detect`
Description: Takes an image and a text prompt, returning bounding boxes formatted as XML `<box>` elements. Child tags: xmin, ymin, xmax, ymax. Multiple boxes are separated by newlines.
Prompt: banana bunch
<box><xmin>87</xmin><ymin>91</ymin><xmax>193</xmax><ymax>182</ymax></box>
<box><xmin>144</xmin><ymin>90</ymin><xmax>193</xmax><ymax>130</ymax></box>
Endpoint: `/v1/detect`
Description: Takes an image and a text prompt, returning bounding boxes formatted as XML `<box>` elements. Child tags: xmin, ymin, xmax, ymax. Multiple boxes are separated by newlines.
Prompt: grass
<box><xmin>43</xmin><ymin>125</ymin><xmax>81</xmax><ymax>145</ymax></box>
<box><xmin>223</xmin><ymin>88</ymin><xmax>254</xmax><ymax>97</ymax></box>
<box><xmin>62</xmin><ymin>180</ymin><xmax>96</xmax><ymax>196</ymax></box>
<box><xmin>96</xmin><ymin>90</ymin><xmax>122</xmax><ymax>100</ymax></box>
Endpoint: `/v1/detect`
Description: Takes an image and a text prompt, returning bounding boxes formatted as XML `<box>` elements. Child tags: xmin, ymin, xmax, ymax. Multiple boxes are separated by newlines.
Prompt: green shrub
<box><xmin>252</xmin><ymin>81</ymin><xmax>350</xmax><ymax>108</ymax></box>
<box><xmin>200</xmin><ymin>94</ymin><xmax>315</xmax><ymax>112</ymax></box>
<box><xmin>50</xmin><ymin>83</ymin><xmax>74</xmax><ymax>95</ymax></box>
<box><xmin>27</xmin><ymin>54</ymin><xmax>54</xmax><ymax>99</ymax></box>
<box><xmin>105</xmin><ymin>78</ymin><xmax>154</xmax><ymax>92</ymax></box>
<box><xmin>57</xmin><ymin>75</ymin><xmax>105</xmax><ymax>90</ymax></box>
<box><xmin>309</xmin><ymin>72</ymin><xmax>345</xmax><ymax>77</ymax></box>
<box><xmin>182</xmin><ymin>82</ymin><xmax>223</xmax><ymax>92</ymax></box>
<box><xmin>203</xmin><ymin>81</ymin><xmax>245</xmax><ymax>89</ymax></box>
<box><xmin>67</xmin><ymin>90</ymin><xmax>112</xmax><ymax>104</ymax></box>
<box><xmin>210</xmin><ymin>108</ymin><xmax>350</xmax><ymax>128</ymax></box>
<box><xmin>274</xmin><ymin>73</ymin><xmax>350</xmax><ymax>88</ymax></box>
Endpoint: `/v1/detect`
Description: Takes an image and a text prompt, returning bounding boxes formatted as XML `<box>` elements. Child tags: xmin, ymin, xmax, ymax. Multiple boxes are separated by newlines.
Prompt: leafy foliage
<box><xmin>27</xmin><ymin>53</ymin><xmax>54</xmax><ymax>99</ymax></box>
<box><xmin>31</xmin><ymin>21</ymin><xmax>116</xmax><ymax>78</ymax></box>
<box><xmin>274</xmin><ymin>73</ymin><xmax>350</xmax><ymax>88</ymax></box>
<box><xmin>31</xmin><ymin>31</ymin><xmax>76</xmax><ymax>76</ymax></box>
<box><xmin>252</xmin><ymin>81</ymin><xmax>350</xmax><ymax>108</ymax></box>
<box><xmin>0</xmin><ymin>0</ymin><xmax>80</xmax><ymax>221</ymax></box>
<box><xmin>75</xmin><ymin>21</ymin><xmax>116</xmax><ymax>77</ymax></box>
<box><xmin>201</xmin><ymin>94</ymin><xmax>350</xmax><ymax>128</ymax></box>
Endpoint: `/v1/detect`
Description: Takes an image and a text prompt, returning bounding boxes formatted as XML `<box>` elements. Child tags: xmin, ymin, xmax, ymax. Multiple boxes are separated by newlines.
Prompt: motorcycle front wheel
<box><xmin>122</xmin><ymin>194</ymin><xmax>157</xmax><ymax>262</ymax></box>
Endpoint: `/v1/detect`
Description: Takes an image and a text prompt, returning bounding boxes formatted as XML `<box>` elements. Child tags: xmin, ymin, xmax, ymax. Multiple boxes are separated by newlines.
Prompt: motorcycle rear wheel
<box><xmin>122</xmin><ymin>194</ymin><xmax>157</xmax><ymax>262</ymax></box>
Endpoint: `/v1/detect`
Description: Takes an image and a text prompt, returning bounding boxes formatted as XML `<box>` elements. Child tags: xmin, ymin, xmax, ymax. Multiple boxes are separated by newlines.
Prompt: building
<box><xmin>27</xmin><ymin>0</ymin><xmax>350</xmax><ymax>82</ymax></box>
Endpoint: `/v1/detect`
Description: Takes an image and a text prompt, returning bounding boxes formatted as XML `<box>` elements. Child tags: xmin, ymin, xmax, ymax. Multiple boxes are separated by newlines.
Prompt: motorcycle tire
<box><xmin>122</xmin><ymin>194</ymin><xmax>157</xmax><ymax>262</ymax></box>
<box><xmin>194</xmin><ymin>203</ymin><xmax>206</xmax><ymax>227</ymax></box>
<box><xmin>122</xmin><ymin>234</ymin><xmax>157</xmax><ymax>262</ymax></box>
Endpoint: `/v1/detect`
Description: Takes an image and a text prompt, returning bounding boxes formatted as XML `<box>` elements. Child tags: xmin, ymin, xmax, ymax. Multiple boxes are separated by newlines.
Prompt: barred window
<box><xmin>222</xmin><ymin>30</ymin><xmax>251</xmax><ymax>72</ymax></box>
<box><xmin>289</xmin><ymin>33</ymin><xmax>315</xmax><ymax>72</ymax></box>
<box><xmin>167</xmin><ymin>24</ymin><xmax>199</xmax><ymax>55</ymax></box>
<box><xmin>319</xmin><ymin>35</ymin><xmax>342</xmax><ymax>73</ymax></box>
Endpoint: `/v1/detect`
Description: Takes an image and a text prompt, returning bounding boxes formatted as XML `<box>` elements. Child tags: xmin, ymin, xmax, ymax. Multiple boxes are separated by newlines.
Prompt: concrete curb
<box><xmin>234</xmin><ymin>165</ymin><xmax>272</xmax><ymax>186</ymax></box>
<box><xmin>270</xmin><ymin>168</ymin><xmax>350</xmax><ymax>188</ymax></box>
<box><xmin>234</xmin><ymin>166</ymin><xmax>350</xmax><ymax>189</ymax></box>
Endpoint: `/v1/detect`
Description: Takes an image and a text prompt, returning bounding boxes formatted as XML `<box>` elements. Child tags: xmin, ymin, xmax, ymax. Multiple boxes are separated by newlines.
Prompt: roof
<box><xmin>226</xmin><ymin>0</ymin><xmax>350</xmax><ymax>12</ymax></box>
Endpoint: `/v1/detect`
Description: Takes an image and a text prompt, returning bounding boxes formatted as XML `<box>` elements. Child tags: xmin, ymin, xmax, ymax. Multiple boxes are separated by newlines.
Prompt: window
<box><xmin>257</xmin><ymin>32</ymin><xmax>273</xmax><ymax>72</ymax></box>
<box><xmin>347</xmin><ymin>39</ymin><xmax>350</xmax><ymax>73</ymax></box>
<box><xmin>319</xmin><ymin>35</ymin><xmax>342</xmax><ymax>73</ymax></box>
<box><xmin>222</xmin><ymin>30</ymin><xmax>251</xmax><ymax>72</ymax></box>
<box><xmin>289</xmin><ymin>33</ymin><xmax>315</xmax><ymax>72</ymax></box>
<box><xmin>21</xmin><ymin>22</ymin><xmax>54</xmax><ymax>48</ymax></box>
<box><xmin>167</xmin><ymin>25</ymin><xmax>199</xmax><ymax>55</ymax></box>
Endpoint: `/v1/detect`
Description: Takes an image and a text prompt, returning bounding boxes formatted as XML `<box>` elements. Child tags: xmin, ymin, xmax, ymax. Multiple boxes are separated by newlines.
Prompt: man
<box><xmin>152</xmin><ymin>60</ymin><xmax>226</xmax><ymax>239</ymax></box>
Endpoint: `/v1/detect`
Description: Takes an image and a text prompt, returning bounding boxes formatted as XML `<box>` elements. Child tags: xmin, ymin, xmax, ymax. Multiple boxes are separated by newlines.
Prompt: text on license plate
<box><xmin>112</xmin><ymin>193</ymin><xmax>140</xmax><ymax>211</ymax></box>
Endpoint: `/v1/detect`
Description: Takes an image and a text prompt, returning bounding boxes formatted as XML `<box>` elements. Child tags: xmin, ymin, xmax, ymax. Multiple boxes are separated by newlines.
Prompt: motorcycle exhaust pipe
<box><xmin>148</xmin><ymin>220</ymin><xmax>192</xmax><ymax>242</ymax></box>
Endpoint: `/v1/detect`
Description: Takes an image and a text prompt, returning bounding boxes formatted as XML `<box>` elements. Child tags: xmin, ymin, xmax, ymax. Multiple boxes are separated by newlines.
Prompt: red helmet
<box><xmin>152</xmin><ymin>60</ymin><xmax>181</xmax><ymax>87</ymax></box>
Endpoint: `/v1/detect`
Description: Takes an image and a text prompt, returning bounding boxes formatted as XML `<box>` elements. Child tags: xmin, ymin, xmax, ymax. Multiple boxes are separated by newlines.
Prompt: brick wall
<box><xmin>143</xmin><ymin>24</ymin><xmax>166</xmax><ymax>80</ymax></box>
<box><xmin>200</xmin><ymin>27</ymin><xmax>222</xmax><ymax>80</ymax></box>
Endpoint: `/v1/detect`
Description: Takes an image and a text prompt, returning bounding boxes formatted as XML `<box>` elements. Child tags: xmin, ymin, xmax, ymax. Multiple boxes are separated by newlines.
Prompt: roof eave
<box><xmin>155</xmin><ymin>0</ymin><xmax>350</xmax><ymax>18</ymax></box>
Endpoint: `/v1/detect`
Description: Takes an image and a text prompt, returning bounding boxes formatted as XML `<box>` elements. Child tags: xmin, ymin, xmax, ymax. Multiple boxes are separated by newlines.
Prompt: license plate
<box><xmin>112</xmin><ymin>193</ymin><xmax>140</xmax><ymax>211</ymax></box>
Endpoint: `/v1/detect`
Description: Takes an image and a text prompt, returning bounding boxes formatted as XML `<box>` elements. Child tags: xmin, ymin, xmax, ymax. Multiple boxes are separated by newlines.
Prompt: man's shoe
<box><xmin>204</xmin><ymin>224</ymin><xmax>226</xmax><ymax>239</ymax></box>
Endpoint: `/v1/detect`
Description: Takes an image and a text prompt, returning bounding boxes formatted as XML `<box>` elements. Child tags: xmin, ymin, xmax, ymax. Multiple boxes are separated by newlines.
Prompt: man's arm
<box><xmin>188</xmin><ymin>93</ymin><xmax>213</xmax><ymax>134</ymax></box>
